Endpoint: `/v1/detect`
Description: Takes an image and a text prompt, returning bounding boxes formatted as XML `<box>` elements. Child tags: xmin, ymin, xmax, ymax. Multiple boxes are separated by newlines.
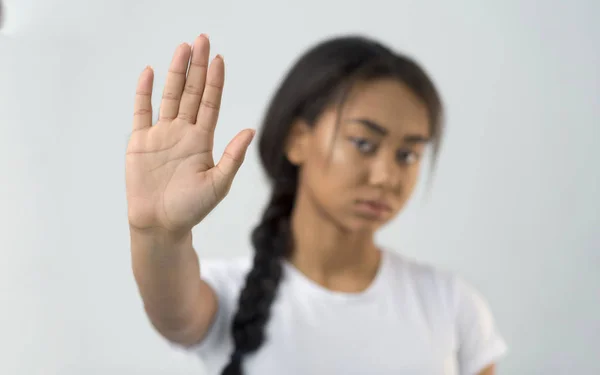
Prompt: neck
<box><xmin>288</xmin><ymin>186</ymin><xmax>381</xmax><ymax>290</ymax></box>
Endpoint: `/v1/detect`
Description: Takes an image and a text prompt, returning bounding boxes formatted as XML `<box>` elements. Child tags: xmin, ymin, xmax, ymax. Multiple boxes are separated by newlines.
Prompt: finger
<box><xmin>133</xmin><ymin>66</ymin><xmax>154</xmax><ymax>131</ymax></box>
<box><xmin>196</xmin><ymin>55</ymin><xmax>224</xmax><ymax>133</ymax></box>
<box><xmin>178</xmin><ymin>34</ymin><xmax>210</xmax><ymax>123</ymax></box>
<box><xmin>159</xmin><ymin>43</ymin><xmax>191</xmax><ymax>121</ymax></box>
<box><xmin>215</xmin><ymin>129</ymin><xmax>256</xmax><ymax>180</ymax></box>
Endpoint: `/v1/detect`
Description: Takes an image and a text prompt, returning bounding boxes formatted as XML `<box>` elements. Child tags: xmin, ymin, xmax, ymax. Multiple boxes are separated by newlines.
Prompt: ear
<box><xmin>285</xmin><ymin>120</ymin><xmax>312</xmax><ymax>166</ymax></box>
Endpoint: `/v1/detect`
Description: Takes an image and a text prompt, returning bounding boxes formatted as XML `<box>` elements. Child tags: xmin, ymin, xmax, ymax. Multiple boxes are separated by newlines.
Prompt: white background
<box><xmin>1</xmin><ymin>0</ymin><xmax>598</xmax><ymax>374</ymax></box>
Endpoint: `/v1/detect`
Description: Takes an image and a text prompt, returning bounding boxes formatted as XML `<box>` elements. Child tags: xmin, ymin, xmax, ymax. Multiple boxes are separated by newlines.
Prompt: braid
<box><xmin>221</xmin><ymin>180</ymin><xmax>296</xmax><ymax>375</ymax></box>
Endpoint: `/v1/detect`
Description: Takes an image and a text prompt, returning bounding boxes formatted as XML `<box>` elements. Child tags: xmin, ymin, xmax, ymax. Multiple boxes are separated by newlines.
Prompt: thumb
<box><xmin>215</xmin><ymin>128</ymin><xmax>256</xmax><ymax>179</ymax></box>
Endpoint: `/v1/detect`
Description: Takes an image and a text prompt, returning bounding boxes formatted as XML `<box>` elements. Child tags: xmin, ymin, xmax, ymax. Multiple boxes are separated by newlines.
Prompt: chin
<box><xmin>340</xmin><ymin>215</ymin><xmax>390</xmax><ymax>234</ymax></box>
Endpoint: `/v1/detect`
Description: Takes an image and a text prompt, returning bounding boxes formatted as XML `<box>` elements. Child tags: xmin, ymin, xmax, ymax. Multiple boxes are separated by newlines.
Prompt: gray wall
<box><xmin>1</xmin><ymin>0</ymin><xmax>598</xmax><ymax>374</ymax></box>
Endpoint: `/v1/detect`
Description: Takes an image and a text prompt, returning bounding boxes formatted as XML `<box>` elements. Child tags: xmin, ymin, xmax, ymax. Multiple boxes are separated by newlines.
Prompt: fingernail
<box><xmin>201</xmin><ymin>33</ymin><xmax>209</xmax><ymax>40</ymax></box>
<box><xmin>216</xmin><ymin>54</ymin><xmax>224</xmax><ymax>61</ymax></box>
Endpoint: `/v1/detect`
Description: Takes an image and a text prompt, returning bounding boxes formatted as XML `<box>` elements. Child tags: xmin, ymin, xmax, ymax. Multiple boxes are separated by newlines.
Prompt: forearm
<box><xmin>130</xmin><ymin>228</ymin><xmax>202</xmax><ymax>334</ymax></box>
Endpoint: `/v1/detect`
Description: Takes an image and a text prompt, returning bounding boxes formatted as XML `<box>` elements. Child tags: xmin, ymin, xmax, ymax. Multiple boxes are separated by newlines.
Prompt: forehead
<box><xmin>341</xmin><ymin>79</ymin><xmax>431</xmax><ymax>137</ymax></box>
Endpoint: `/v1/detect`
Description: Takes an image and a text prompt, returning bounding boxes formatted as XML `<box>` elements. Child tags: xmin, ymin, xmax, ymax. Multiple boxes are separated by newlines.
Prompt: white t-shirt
<box><xmin>177</xmin><ymin>249</ymin><xmax>507</xmax><ymax>375</ymax></box>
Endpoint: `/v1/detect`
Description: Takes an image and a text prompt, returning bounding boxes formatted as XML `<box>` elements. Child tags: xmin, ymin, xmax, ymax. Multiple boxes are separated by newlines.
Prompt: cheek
<box><xmin>311</xmin><ymin>136</ymin><xmax>366</xmax><ymax>183</ymax></box>
<box><xmin>397</xmin><ymin>166</ymin><xmax>422</xmax><ymax>202</ymax></box>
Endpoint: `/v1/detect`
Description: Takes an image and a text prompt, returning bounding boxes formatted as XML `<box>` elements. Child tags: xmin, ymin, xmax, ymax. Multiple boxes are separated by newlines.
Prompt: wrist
<box><xmin>129</xmin><ymin>225</ymin><xmax>193</xmax><ymax>249</ymax></box>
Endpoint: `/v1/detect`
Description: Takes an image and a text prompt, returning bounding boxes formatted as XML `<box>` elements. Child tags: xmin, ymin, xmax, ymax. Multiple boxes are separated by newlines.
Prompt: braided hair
<box><xmin>221</xmin><ymin>35</ymin><xmax>444</xmax><ymax>375</ymax></box>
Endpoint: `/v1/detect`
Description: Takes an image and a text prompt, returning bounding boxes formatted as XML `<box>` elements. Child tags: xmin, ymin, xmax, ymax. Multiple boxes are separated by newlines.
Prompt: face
<box><xmin>286</xmin><ymin>78</ymin><xmax>431</xmax><ymax>232</ymax></box>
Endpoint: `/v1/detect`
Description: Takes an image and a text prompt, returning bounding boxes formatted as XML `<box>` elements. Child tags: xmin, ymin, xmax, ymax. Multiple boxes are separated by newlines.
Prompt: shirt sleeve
<box><xmin>452</xmin><ymin>277</ymin><xmax>508</xmax><ymax>375</ymax></box>
<box><xmin>172</xmin><ymin>257</ymin><xmax>249</xmax><ymax>361</ymax></box>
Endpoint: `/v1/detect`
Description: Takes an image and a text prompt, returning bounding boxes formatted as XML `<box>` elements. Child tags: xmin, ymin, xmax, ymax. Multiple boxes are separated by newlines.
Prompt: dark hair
<box><xmin>221</xmin><ymin>35</ymin><xmax>444</xmax><ymax>375</ymax></box>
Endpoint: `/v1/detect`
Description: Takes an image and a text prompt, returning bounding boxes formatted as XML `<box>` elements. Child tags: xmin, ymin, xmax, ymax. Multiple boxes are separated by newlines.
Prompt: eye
<box><xmin>349</xmin><ymin>137</ymin><xmax>378</xmax><ymax>154</ymax></box>
<box><xmin>397</xmin><ymin>150</ymin><xmax>421</xmax><ymax>165</ymax></box>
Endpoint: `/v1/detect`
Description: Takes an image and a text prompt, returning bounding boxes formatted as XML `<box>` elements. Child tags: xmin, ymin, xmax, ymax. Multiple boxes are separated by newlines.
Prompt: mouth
<box><xmin>354</xmin><ymin>199</ymin><xmax>393</xmax><ymax>219</ymax></box>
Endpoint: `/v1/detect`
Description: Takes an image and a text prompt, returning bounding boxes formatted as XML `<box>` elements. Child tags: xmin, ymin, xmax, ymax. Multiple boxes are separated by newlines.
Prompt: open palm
<box><xmin>126</xmin><ymin>35</ymin><xmax>254</xmax><ymax>233</ymax></box>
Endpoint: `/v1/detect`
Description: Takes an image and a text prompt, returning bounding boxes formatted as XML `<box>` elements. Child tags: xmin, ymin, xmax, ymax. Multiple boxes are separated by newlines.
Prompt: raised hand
<box><xmin>126</xmin><ymin>34</ymin><xmax>255</xmax><ymax>235</ymax></box>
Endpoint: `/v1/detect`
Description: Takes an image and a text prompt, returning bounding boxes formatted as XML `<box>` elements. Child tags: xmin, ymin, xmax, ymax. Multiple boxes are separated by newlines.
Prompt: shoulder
<box><xmin>176</xmin><ymin>256</ymin><xmax>252</xmax><ymax>359</ymax></box>
<box><xmin>200</xmin><ymin>255</ymin><xmax>252</xmax><ymax>296</ymax></box>
<box><xmin>200</xmin><ymin>255</ymin><xmax>253</xmax><ymax>277</ymax></box>
<box><xmin>383</xmin><ymin>250</ymin><xmax>508</xmax><ymax>373</ymax></box>
<box><xmin>384</xmin><ymin>249</ymin><xmax>502</xmax><ymax>324</ymax></box>
<box><xmin>383</xmin><ymin>250</ymin><xmax>458</xmax><ymax>306</ymax></box>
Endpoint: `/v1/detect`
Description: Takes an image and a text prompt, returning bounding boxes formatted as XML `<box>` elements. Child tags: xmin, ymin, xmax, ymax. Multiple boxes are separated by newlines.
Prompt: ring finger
<box><xmin>159</xmin><ymin>43</ymin><xmax>191</xmax><ymax>121</ymax></box>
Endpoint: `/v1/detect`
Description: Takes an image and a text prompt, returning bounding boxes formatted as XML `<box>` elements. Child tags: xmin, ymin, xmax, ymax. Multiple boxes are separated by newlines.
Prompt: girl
<box><xmin>126</xmin><ymin>33</ymin><xmax>507</xmax><ymax>375</ymax></box>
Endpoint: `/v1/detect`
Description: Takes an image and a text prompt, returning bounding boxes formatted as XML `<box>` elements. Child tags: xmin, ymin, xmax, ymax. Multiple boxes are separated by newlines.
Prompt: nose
<box><xmin>368</xmin><ymin>152</ymin><xmax>401</xmax><ymax>189</ymax></box>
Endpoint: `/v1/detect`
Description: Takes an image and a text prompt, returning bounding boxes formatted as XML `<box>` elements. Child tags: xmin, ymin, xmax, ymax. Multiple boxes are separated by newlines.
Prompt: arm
<box><xmin>453</xmin><ymin>277</ymin><xmax>507</xmax><ymax>375</ymax></box>
<box><xmin>478</xmin><ymin>364</ymin><xmax>496</xmax><ymax>375</ymax></box>
<box><xmin>126</xmin><ymin>33</ymin><xmax>253</xmax><ymax>348</ymax></box>
<box><xmin>130</xmin><ymin>229</ymin><xmax>218</xmax><ymax>347</ymax></box>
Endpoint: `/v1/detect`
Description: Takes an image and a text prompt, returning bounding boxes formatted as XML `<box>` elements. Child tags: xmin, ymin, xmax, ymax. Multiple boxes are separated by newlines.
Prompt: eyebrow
<box><xmin>347</xmin><ymin>118</ymin><xmax>431</xmax><ymax>143</ymax></box>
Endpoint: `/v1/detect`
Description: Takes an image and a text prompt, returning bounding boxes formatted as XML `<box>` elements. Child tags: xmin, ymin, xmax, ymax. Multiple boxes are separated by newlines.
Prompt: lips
<box><xmin>358</xmin><ymin>200</ymin><xmax>392</xmax><ymax>212</ymax></box>
<box><xmin>354</xmin><ymin>199</ymin><xmax>392</xmax><ymax>219</ymax></box>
